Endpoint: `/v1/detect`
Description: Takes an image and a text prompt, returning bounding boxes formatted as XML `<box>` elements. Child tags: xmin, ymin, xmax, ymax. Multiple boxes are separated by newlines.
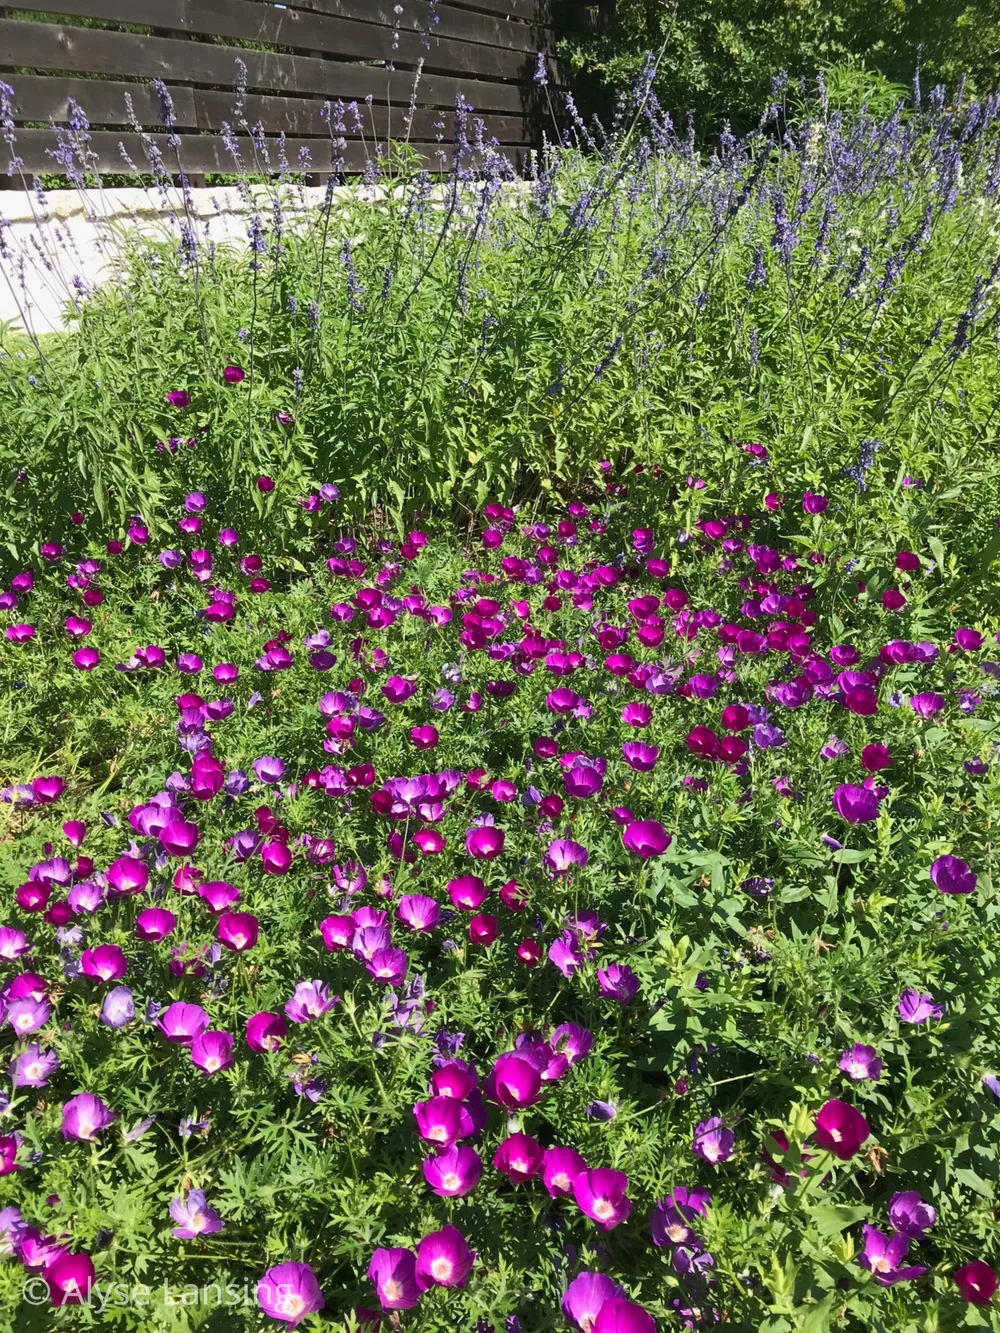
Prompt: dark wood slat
<box><xmin>6</xmin><ymin>127</ymin><xmax>531</xmax><ymax>174</ymax></box>
<box><xmin>12</xmin><ymin>1</ymin><xmax>569</xmax><ymax>84</ymax></box>
<box><xmin>276</xmin><ymin>0</ymin><xmax>571</xmax><ymax>53</ymax></box>
<box><xmin>0</xmin><ymin>22</ymin><xmax>543</xmax><ymax>113</ymax></box>
<box><xmin>7</xmin><ymin>76</ymin><xmax>538</xmax><ymax>143</ymax></box>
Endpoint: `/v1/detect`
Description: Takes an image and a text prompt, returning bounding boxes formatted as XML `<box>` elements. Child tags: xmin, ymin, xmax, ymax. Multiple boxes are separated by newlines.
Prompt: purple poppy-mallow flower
<box><xmin>542</xmin><ymin>1145</ymin><xmax>587</xmax><ymax>1197</ymax></box>
<box><xmin>0</xmin><ymin>927</ymin><xmax>30</xmax><ymax>960</ymax></box>
<box><xmin>247</xmin><ymin>1011</ymin><xmax>287</xmax><ymax>1053</ymax></box>
<box><xmin>552</xmin><ymin>1022</ymin><xmax>593</xmax><ymax>1064</ymax></box>
<box><xmin>257</xmin><ymin>1262</ymin><xmax>325</xmax><ymax>1327</ymax></box>
<box><xmin>692</xmin><ymin>1116</ymin><xmax>735</xmax><ymax>1164</ymax></box>
<box><xmin>573</xmin><ymin>1169</ymin><xmax>632</xmax><ymax>1230</ymax></box>
<box><xmin>562</xmin><ymin>1272</ymin><xmax>624</xmax><ymax>1332</ymax></box>
<box><xmin>158</xmin><ymin>1002</ymin><xmax>210</xmax><ymax>1045</ymax></box>
<box><xmin>594</xmin><ymin>1300</ymin><xmax>656</xmax><ymax>1333</ymax></box>
<box><xmin>7</xmin><ymin>997</ymin><xmax>51</xmax><ymax>1036</ymax></box>
<box><xmin>107</xmin><ymin>855</ymin><xmax>149</xmax><ymax>895</ymax></box>
<box><xmin>832</xmin><ymin>783</ymin><xmax>881</xmax><ymax>824</ymax></box>
<box><xmin>423</xmin><ymin>1144</ymin><xmax>482</xmax><ymax>1197</ymax></box>
<box><xmin>493</xmin><ymin>1132</ymin><xmax>544</xmax><ymax>1183</ymax></box>
<box><xmin>897</xmin><ymin>989</ymin><xmax>944</xmax><ymax>1024</ymax></box>
<box><xmin>191</xmin><ymin>1031</ymin><xmax>235</xmax><ymax>1076</ymax></box>
<box><xmin>101</xmin><ymin>986</ymin><xmax>135</xmax><ymax>1028</ymax></box>
<box><xmin>486</xmin><ymin>1052</ymin><xmax>543</xmax><ymax>1109</ymax></box>
<box><xmin>910</xmin><ymin>691</ymin><xmax>945</xmax><ymax>718</ymax></box>
<box><xmin>954</xmin><ymin>1260</ymin><xmax>998</xmax><ymax>1305</ymax></box>
<box><xmin>839</xmin><ymin>1043</ymin><xmax>882</xmax><ymax>1082</ymax></box>
<box><xmin>889</xmin><ymin>1191</ymin><xmax>936</xmax><ymax>1237</ymax></box>
<box><xmin>218</xmin><ymin>912</ymin><xmax>259</xmax><ymax>952</ymax></box>
<box><xmin>169</xmin><ymin>1189</ymin><xmax>224</xmax><ymax>1239</ymax></box>
<box><xmin>252</xmin><ymin>755</ymin><xmax>285</xmax><ymax>785</ymax></box>
<box><xmin>368</xmin><ymin>1247</ymin><xmax>420</xmax><ymax>1310</ymax></box>
<box><xmin>285</xmin><ymin>980</ymin><xmax>338</xmax><ymax>1022</ymax></box>
<box><xmin>136</xmin><ymin>908</ymin><xmax>177</xmax><ymax>942</ymax></box>
<box><xmin>622</xmin><ymin>741</ymin><xmax>659</xmax><ymax>771</ymax></box>
<box><xmin>10</xmin><ymin>1043</ymin><xmax>60</xmax><ymax>1088</ymax></box>
<box><xmin>650</xmin><ymin>1185</ymin><xmax>712</xmax><ymax>1247</ymax></box>
<box><xmin>544</xmin><ymin>839</ymin><xmax>589</xmax><ymax>874</ymax></box>
<box><xmin>813</xmin><ymin>1099</ymin><xmax>869</xmax><ymax>1159</ymax></box>
<box><xmin>61</xmin><ymin>1093</ymin><xmax>115</xmax><ymax>1141</ymax></box>
<box><xmin>596</xmin><ymin>963</ymin><xmax>640</xmax><ymax>1006</ymax></box>
<box><xmin>47</xmin><ymin>1252</ymin><xmax>97</xmax><ymax>1306</ymax></box>
<box><xmin>859</xmin><ymin>1225</ymin><xmax>926</xmax><ymax>1286</ymax></box>
<box><xmin>622</xmin><ymin>819</ymin><xmax>671</xmax><ymax>858</ymax></box>
<box><xmin>930</xmin><ymin>854</ymin><xmax>977</xmax><ymax>895</ymax></box>
<box><xmin>397</xmin><ymin>894</ymin><xmax>440</xmax><ymax>932</ymax></box>
<box><xmin>367</xmin><ymin>947</ymin><xmax>408</xmax><ymax>987</ymax></box>
<box><xmin>415</xmin><ymin>1225</ymin><xmax>475</xmax><ymax>1290</ymax></box>
<box><xmin>414</xmin><ymin>1096</ymin><xmax>471</xmax><ymax>1149</ymax></box>
<box><xmin>81</xmin><ymin>944</ymin><xmax>127</xmax><ymax>983</ymax></box>
<box><xmin>466</xmin><ymin>825</ymin><xmax>504</xmax><ymax>859</ymax></box>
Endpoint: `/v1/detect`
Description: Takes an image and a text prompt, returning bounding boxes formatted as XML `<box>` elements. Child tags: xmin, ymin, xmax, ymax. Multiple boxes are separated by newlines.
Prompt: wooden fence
<box><xmin>0</xmin><ymin>1</ymin><xmax>602</xmax><ymax>179</ymax></box>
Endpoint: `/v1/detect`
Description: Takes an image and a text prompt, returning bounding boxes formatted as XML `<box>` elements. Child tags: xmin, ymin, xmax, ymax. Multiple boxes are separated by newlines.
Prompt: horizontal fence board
<box><xmin>10</xmin><ymin>1</ymin><xmax>569</xmax><ymax>84</ymax></box>
<box><xmin>1</xmin><ymin>22</ymin><xmax>543</xmax><ymax>114</ymax></box>
<box><xmin>279</xmin><ymin>0</ymin><xmax>560</xmax><ymax>53</ymax></box>
<box><xmin>6</xmin><ymin>127</ymin><xmax>531</xmax><ymax>175</ymax></box>
<box><xmin>7</xmin><ymin>76</ymin><xmax>539</xmax><ymax>143</ymax></box>
<box><xmin>429</xmin><ymin>0</ymin><xmax>590</xmax><ymax>23</ymax></box>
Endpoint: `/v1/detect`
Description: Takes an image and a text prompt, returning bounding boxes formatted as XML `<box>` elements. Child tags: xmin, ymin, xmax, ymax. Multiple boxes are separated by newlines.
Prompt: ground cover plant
<box><xmin>1</xmin><ymin>61</ymin><xmax>1000</xmax><ymax>1333</ymax></box>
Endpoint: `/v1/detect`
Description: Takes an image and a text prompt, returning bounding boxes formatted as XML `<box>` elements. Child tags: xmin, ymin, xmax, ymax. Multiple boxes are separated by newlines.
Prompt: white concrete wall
<box><xmin>0</xmin><ymin>182</ymin><xmax>337</xmax><ymax>336</ymax></box>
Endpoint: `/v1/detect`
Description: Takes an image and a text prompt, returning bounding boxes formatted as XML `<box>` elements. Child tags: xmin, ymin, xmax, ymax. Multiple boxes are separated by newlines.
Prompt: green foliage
<box><xmin>565</xmin><ymin>0</ymin><xmax>1000</xmax><ymax>133</ymax></box>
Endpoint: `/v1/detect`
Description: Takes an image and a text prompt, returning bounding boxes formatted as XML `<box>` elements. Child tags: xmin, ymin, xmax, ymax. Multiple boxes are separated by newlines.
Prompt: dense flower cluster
<box><xmin>0</xmin><ymin>453</ymin><xmax>998</xmax><ymax>1329</ymax></box>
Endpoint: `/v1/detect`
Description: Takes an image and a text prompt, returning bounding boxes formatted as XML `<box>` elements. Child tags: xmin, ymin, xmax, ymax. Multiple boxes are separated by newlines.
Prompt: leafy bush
<box><xmin>564</xmin><ymin>0</ymin><xmax>1000</xmax><ymax>133</ymax></box>
<box><xmin>2</xmin><ymin>76</ymin><xmax>1000</xmax><ymax>1333</ymax></box>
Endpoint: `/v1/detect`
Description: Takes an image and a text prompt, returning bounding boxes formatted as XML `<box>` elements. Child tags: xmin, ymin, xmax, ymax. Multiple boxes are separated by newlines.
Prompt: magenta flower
<box><xmin>621</xmin><ymin>701</ymin><xmax>652</xmax><ymax>728</ymax></box>
<box><xmin>897</xmin><ymin>989</ymin><xmax>944</xmax><ymax>1024</ymax></box>
<box><xmin>542</xmin><ymin>1145</ymin><xmax>587</xmax><ymax>1197</ymax></box>
<box><xmin>955</xmin><ymin>1260</ymin><xmax>998</xmax><ymax>1305</ymax></box>
<box><xmin>61</xmin><ymin>1093</ymin><xmax>115</xmax><ymax>1141</ymax></box>
<box><xmin>414</xmin><ymin>1096</ymin><xmax>471</xmax><ymax>1149</ymax></box>
<box><xmin>158</xmin><ymin>1002</ymin><xmax>210</xmax><ymax>1045</ymax></box>
<box><xmin>692</xmin><ymin>1116</ymin><xmax>735</xmax><ymax>1164</ymax></box>
<box><xmin>562</xmin><ymin>1272</ymin><xmax>624</xmax><ymax>1332</ymax></box>
<box><xmin>838</xmin><ymin>1043</ymin><xmax>882</xmax><ymax>1082</ymax></box>
<box><xmin>262</xmin><ymin>841</ymin><xmax>293</xmax><ymax>874</ymax></box>
<box><xmin>10</xmin><ymin>1044</ymin><xmax>60</xmax><ymax>1088</ymax></box>
<box><xmin>81</xmin><ymin>945</ymin><xmax>127</xmax><ymax>983</ymax></box>
<box><xmin>447</xmin><ymin>875</ymin><xmax>489</xmax><ymax>910</ymax></box>
<box><xmin>859</xmin><ymin>1225</ymin><xmax>926</xmax><ymax>1285</ymax></box>
<box><xmin>466</xmin><ymin>825</ymin><xmax>504</xmax><ymax>859</ymax></box>
<box><xmin>367</xmin><ymin>947</ymin><xmax>409</xmax><ymax>986</ymax></box>
<box><xmin>593</xmin><ymin>1299</ymin><xmax>656</xmax><ymax>1333</ymax></box>
<box><xmin>415</xmin><ymin>1225</ymin><xmax>475</xmax><ymax>1290</ymax></box>
<box><xmin>650</xmin><ymin>1185</ymin><xmax>712</xmax><ymax>1247</ymax></box>
<box><xmin>889</xmin><ymin>1191</ymin><xmax>936</xmax><ymax>1237</ymax></box>
<box><xmin>166</xmin><ymin>390</ymin><xmax>190</xmax><ymax>408</ymax></box>
<box><xmin>552</xmin><ymin>1022</ymin><xmax>594</xmax><ymax>1064</ymax></box>
<box><xmin>423</xmin><ymin>1144</ymin><xmax>482</xmax><ymax>1197</ymax></box>
<box><xmin>169</xmin><ymin>1190</ymin><xmax>224</xmax><ymax>1239</ymax></box>
<box><xmin>191</xmin><ymin>1030</ymin><xmax>234</xmax><ymax>1076</ymax></box>
<box><xmin>544</xmin><ymin>839</ymin><xmax>589</xmax><ymax>874</ymax></box>
<box><xmin>246</xmin><ymin>1012</ymin><xmax>287</xmax><ymax>1053</ymax></box>
<box><xmin>813</xmin><ymin>1098</ymin><xmax>869</xmax><ymax>1159</ymax></box>
<box><xmin>159</xmin><ymin>819</ymin><xmax>201</xmax><ymax>856</ymax></box>
<box><xmin>832</xmin><ymin>783</ymin><xmax>880</xmax><ymax>824</ymax></box>
<box><xmin>573</xmin><ymin>1168</ymin><xmax>633</xmax><ymax>1230</ymax></box>
<box><xmin>368</xmin><ymin>1247</ymin><xmax>420</xmax><ymax>1310</ymax></box>
<box><xmin>285</xmin><ymin>980</ymin><xmax>338</xmax><ymax>1022</ymax></box>
<box><xmin>802</xmin><ymin>490</ymin><xmax>828</xmax><ymax>513</ymax></box>
<box><xmin>622</xmin><ymin>741</ymin><xmax>659</xmax><ymax>771</ymax></box>
<box><xmin>486</xmin><ymin>1052</ymin><xmax>543</xmax><ymax>1109</ymax></box>
<box><xmin>107</xmin><ymin>855</ymin><xmax>149</xmax><ymax>894</ymax></box>
<box><xmin>218</xmin><ymin>911</ymin><xmax>260</xmax><ymax>952</ymax></box>
<box><xmin>493</xmin><ymin>1132</ymin><xmax>544</xmax><ymax>1183</ymax></box>
<box><xmin>596</xmin><ymin>963</ymin><xmax>640</xmax><ymax>1006</ymax></box>
<box><xmin>136</xmin><ymin>908</ymin><xmax>177</xmax><ymax>942</ymax></box>
<box><xmin>257</xmin><ymin>1262</ymin><xmax>325</xmax><ymax>1327</ymax></box>
<box><xmin>0</xmin><ymin>927</ymin><xmax>30</xmax><ymax>960</ymax></box>
<box><xmin>397</xmin><ymin>894</ymin><xmax>440</xmax><ymax>932</ymax></box>
<box><xmin>46</xmin><ymin>1252</ymin><xmax>96</xmax><ymax>1306</ymax></box>
<box><xmin>910</xmin><ymin>691</ymin><xmax>945</xmax><ymax>717</ymax></box>
<box><xmin>621</xmin><ymin>820</ymin><xmax>671</xmax><ymax>858</ymax></box>
<box><xmin>223</xmin><ymin>365</ymin><xmax>246</xmax><ymax>384</ymax></box>
<box><xmin>930</xmin><ymin>854</ymin><xmax>977</xmax><ymax>895</ymax></box>
<box><xmin>0</xmin><ymin>1135</ymin><xmax>20</xmax><ymax>1175</ymax></box>
<box><xmin>319</xmin><ymin>915</ymin><xmax>354</xmax><ymax>951</ymax></box>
